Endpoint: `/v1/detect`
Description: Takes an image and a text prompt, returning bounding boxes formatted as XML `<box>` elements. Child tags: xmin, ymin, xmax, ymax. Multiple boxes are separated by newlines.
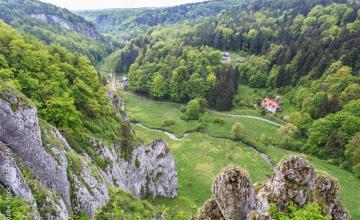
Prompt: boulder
<box><xmin>212</xmin><ymin>166</ymin><xmax>255</xmax><ymax>220</ymax></box>
<box><xmin>256</xmin><ymin>155</ymin><xmax>315</xmax><ymax>212</ymax></box>
<box><xmin>197</xmin><ymin>199</ymin><xmax>224</xmax><ymax>220</ymax></box>
<box><xmin>314</xmin><ymin>174</ymin><xmax>347</xmax><ymax>220</ymax></box>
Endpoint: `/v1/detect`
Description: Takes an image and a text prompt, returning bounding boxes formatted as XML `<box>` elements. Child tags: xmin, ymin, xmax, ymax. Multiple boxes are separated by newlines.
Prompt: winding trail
<box><xmin>110</xmin><ymin>71</ymin><xmax>116</xmax><ymax>91</ymax></box>
<box><xmin>207</xmin><ymin>110</ymin><xmax>283</xmax><ymax>127</ymax></box>
<box><xmin>125</xmin><ymin>92</ymin><xmax>283</xmax><ymax>127</ymax></box>
<box><xmin>133</xmin><ymin>122</ymin><xmax>274</xmax><ymax>167</ymax></box>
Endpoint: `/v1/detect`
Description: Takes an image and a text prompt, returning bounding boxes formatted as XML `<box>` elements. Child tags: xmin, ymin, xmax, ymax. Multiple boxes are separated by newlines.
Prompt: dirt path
<box><xmin>125</xmin><ymin>91</ymin><xmax>283</xmax><ymax>127</ymax></box>
<box><xmin>207</xmin><ymin>110</ymin><xmax>282</xmax><ymax>127</ymax></box>
<box><xmin>110</xmin><ymin>72</ymin><xmax>116</xmax><ymax>91</ymax></box>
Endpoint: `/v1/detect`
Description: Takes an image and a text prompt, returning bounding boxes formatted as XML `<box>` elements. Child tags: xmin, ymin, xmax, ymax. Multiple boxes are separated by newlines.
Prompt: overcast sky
<box><xmin>39</xmin><ymin>0</ymin><xmax>207</xmax><ymax>10</ymax></box>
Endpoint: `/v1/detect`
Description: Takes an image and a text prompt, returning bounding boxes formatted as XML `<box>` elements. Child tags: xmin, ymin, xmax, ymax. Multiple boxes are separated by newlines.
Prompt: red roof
<box><xmin>262</xmin><ymin>98</ymin><xmax>279</xmax><ymax>108</ymax></box>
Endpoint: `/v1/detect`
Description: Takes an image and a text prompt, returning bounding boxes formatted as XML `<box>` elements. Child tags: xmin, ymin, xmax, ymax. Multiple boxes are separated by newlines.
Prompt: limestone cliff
<box><xmin>0</xmin><ymin>85</ymin><xmax>178</xmax><ymax>219</ymax></box>
<box><xmin>196</xmin><ymin>156</ymin><xmax>347</xmax><ymax>220</ymax></box>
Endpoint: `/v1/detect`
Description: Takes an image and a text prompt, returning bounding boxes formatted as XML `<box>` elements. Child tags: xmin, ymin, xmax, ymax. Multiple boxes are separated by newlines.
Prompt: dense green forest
<box><xmin>106</xmin><ymin>0</ymin><xmax>360</xmax><ymax>177</ymax></box>
<box><xmin>0</xmin><ymin>20</ymin><xmax>130</xmax><ymax>166</ymax></box>
<box><xmin>78</xmin><ymin>0</ymin><xmax>244</xmax><ymax>44</ymax></box>
<box><xmin>0</xmin><ymin>0</ymin><xmax>115</xmax><ymax>63</ymax></box>
<box><xmin>1</xmin><ymin>0</ymin><xmax>360</xmax><ymax>219</ymax></box>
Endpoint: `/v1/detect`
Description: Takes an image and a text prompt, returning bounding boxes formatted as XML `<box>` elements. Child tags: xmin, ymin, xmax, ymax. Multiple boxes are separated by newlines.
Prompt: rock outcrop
<box><xmin>0</xmin><ymin>87</ymin><xmax>71</xmax><ymax>210</ymax></box>
<box><xmin>90</xmin><ymin>138</ymin><xmax>178</xmax><ymax>199</ymax></box>
<box><xmin>256</xmin><ymin>155</ymin><xmax>315</xmax><ymax>212</ymax></box>
<box><xmin>212</xmin><ymin>166</ymin><xmax>255</xmax><ymax>219</ymax></box>
<box><xmin>314</xmin><ymin>175</ymin><xmax>347</xmax><ymax>220</ymax></box>
<box><xmin>0</xmin><ymin>143</ymin><xmax>33</xmax><ymax>200</ymax></box>
<box><xmin>0</xmin><ymin>85</ymin><xmax>178</xmax><ymax>219</ymax></box>
<box><xmin>196</xmin><ymin>156</ymin><xmax>347</xmax><ymax>220</ymax></box>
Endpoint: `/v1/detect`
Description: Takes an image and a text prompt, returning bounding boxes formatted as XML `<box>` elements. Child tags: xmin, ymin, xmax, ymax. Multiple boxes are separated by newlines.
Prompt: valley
<box><xmin>122</xmin><ymin>91</ymin><xmax>360</xmax><ymax>219</ymax></box>
<box><xmin>0</xmin><ymin>0</ymin><xmax>359</xmax><ymax>219</ymax></box>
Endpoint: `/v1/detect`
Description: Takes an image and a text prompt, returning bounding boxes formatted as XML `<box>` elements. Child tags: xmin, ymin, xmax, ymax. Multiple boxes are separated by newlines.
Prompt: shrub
<box><xmin>135</xmin><ymin>159</ymin><xmax>141</xmax><ymax>168</ymax></box>
<box><xmin>161</xmin><ymin>119</ymin><xmax>175</xmax><ymax>127</ymax></box>
<box><xmin>352</xmin><ymin>163</ymin><xmax>360</xmax><ymax>178</ymax></box>
<box><xmin>180</xmin><ymin>106</ymin><xmax>186</xmax><ymax>113</ymax></box>
<box><xmin>213</xmin><ymin>118</ymin><xmax>225</xmax><ymax>126</ymax></box>
<box><xmin>196</xmin><ymin>122</ymin><xmax>207</xmax><ymax>131</ymax></box>
<box><xmin>182</xmin><ymin>99</ymin><xmax>201</xmax><ymax>120</ymax></box>
<box><xmin>231</xmin><ymin>122</ymin><xmax>244</xmax><ymax>140</ymax></box>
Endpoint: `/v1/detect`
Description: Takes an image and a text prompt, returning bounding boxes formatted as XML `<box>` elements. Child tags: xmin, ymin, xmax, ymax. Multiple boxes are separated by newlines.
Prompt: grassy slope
<box><xmin>134</xmin><ymin>125</ymin><xmax>272</xmax><ymax>212</ymax></box>
<box><xmin>124</xmin><ymin>92</ymin><xmax>281</xmax><ymax>142</ymax></box>
<box><xmin>125</xmin><ymin>92</ymin><xmax>360</xmax><ymax>219</ymax></box>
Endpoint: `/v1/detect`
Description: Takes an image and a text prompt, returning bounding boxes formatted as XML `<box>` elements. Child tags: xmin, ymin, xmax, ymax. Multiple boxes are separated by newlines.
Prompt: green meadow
<box><xmin>125</xmin><ymin>92</ymin><xmax>360</xmax><ymax>219</ymax></box>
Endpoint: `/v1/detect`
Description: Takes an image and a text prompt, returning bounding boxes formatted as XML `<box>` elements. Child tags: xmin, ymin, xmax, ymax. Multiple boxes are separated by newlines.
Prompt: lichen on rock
<box><xmin>212</xmin><ymin>166</ymin><xmax>256</xmax><ymax>220</ymax></box>
<box><xmin>196</xmin><ymin>198</ymin><xmax>224</xmax><ymax>220</ymax></box>
<box><xmin>196</xmin><ymin>156</ymin><xmax>347</xmax><ymax>220</ymax></box>
<box><xmin>256</xmin><ymin>155</ymin><xmax>316</xmax><ymax>212</ymax></box>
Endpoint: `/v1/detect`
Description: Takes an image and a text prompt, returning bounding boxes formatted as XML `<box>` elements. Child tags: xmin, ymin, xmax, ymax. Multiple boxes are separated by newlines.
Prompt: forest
<box><xmin>0</xmin><ymin>0</ymin><xmax>359</xmax><ymax>219</ymax></box>
<box><xmin>0</xmin><ymin>0</ymin><xmax>116</xmax><ymax>63</ymax></box>
<box><xmin>106</xmin><ymin>0</ymin><xmax>360</xmax><ymax>177</ymax></box>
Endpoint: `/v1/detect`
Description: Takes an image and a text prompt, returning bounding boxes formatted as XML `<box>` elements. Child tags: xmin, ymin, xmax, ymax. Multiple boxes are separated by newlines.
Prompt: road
<box><xmin>124</xmin><ymin>91</ymin><xmax>283</xmax><ymax>127</ymax></box>
<box><xmin>110</xmin><ymin>72</ymin><xmax>116</xmax><ymax>91</ymax></box>
<box><xmin>207</xmin><ymin>110</ymin><xmax>283</xmax><ymax>127</ymax></box>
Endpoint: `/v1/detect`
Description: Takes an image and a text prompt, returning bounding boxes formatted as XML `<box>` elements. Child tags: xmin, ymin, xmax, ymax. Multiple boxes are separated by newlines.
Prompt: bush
<box><xmin>213</xmin><ymin>118</ymin><xmax>225</xmax><ymax>126</ymax></box>
<box><xmin>196</xmin><ymin>122</ymin><xmax>207</xmax><ymax>131</ymax></box>
<box><xmin>182</xmin><ymin>99</ymin><xmax>201</xmax><ymax>120</ymax></box>
<box><xmin>199</xmin><ymin>112</ymin><xmax>210</xmax><ymax>123</ymax></box>
<box><xmin>161</xmin><ymin>119</ymin><xmax>175</xmax><ymax>127</ymax></box>
<box><xmin>135</xmin><ymin>159</ymin><xmax>141</xmax><ymax>168</ymax></box>
<box><xmin>231</xmin><ymin>122</ymin><xmax>244</xmax><ymax>140</ymax></box>
<box><xmin>353</xmin><ymin>163</ymin><xmax>360</xmax><ymax>178</ymax></box>
<box><xmin>180</xmin><ymin>106</ymin><xmax>186</xmax><ymax>113</ymax></box>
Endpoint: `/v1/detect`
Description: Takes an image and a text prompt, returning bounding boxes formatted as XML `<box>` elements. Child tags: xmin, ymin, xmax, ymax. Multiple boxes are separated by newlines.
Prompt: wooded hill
<box><xmin>78</xmin><ymin>0</ymin><xmax>244</xmax><ymax>44</ymax></box>
<box><xmin>0</xmin><ymin>0</ymin><xmax>115</xmax><ymax>63</ymax></box>
<box><xmin>105</xmin><ymin>0</ymin><xmax>360</xmax><ymax>177</ymax></box>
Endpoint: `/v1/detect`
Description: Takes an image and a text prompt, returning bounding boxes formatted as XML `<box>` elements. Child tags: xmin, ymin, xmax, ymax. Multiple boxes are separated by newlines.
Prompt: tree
<box><xmin>340</xmin><ymin>83</ymin><xmax>360</xmax><ymax>104</ymax></box>
<box><xmin>150</xmin><ymin>73</ymin><xmax>167</xmax><ymax>99</ymax></box>
<box><xmin>345</xmin><ymin>133</ymin><xmax>360</xmax><ymax>177</ymax></box>
<box><xmin>325</xmin><ymin>131</ymin><xmax>345</xmax><ymax>160</ymax></box>
<box><xmin>231</xmin><ymin>122</ymin><xmax>244</xmax><ymax>140</ymax></box>
<box><xmin>41</xmin><ymin>93</ymin><xmax>79</xmax><ymax>128</ymax></box>
<box><xmin>343</xmin><ymin>99</ymin><xmax>360</xmax><ymax>117</ymax></box>
<box><xmin>279</xmin><ymin>123</ymin><xmax>298</xmax><ymax>137</ymax></box>
<box><xmin>182</xmin><ymin>99</ymin><xmax>201</xmax><ymax>120</ymax></box>
<box><xmin>187</xmin><ymin>73</ymin><xmax>208</xmax><ymax>99</ymax></box>
<box><xmin>289</xmin><ymin>112</ymin><xmax>313</xmax><ymax>136</ymax></box>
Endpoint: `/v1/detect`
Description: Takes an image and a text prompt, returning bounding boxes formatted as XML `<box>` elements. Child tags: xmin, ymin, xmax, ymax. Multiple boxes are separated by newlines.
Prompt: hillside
<box><xmin>0</xmin><ymin>0</ymin><xmax>115</xmax><ymax>63</ymax></box>
<box><xmin>108</xmin><ymin>0</ymin><xmax>360</xmax><ymax>179</ymax></box>
<box><xmin>0</xmin><ymin>20</ymin><xmax>180</xmax><ymax>219</ymax></box>
<box><xmin>0</xmin><ymin>0</ymin><xmax>359</xmax><ymax>219</ymax></box>
<box><xmin>78</xmin><ymin>0</ymin><xmax>244</xmax><ymax>44</ymax></box>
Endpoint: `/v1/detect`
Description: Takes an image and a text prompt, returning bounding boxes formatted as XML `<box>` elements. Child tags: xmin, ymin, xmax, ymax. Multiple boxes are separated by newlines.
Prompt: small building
<box><xmin>262</xmin><ymin>97</ymin><xmax>281</xmax><ymax>113</ymax></box>
<box><xmin>221</xmin><ymin>52</ymin><xmax>230</xmax><ymax>63</ymax></box>
<box><xmin>120</xmin><ymin>76</ymin><xmax>128</xmax><ymax>89</ymax></box>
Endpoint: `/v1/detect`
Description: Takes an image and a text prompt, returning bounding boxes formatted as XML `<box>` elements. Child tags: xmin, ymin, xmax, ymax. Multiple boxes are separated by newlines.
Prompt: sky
<box><xmin>39</xmin><ymin>0</ymin><xmax>208</xmax><ymax>10</ymax></box>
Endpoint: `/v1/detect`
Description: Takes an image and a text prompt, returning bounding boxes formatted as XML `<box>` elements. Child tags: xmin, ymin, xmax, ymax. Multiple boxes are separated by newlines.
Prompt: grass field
<box><xmin>124</xmin><ymin>92</ymin><xmax>360</xmax><ymax>219</ymax></box>
<box><xmin>134</xmin><ymin>125</ymin><xmax>272</xmax><ymax>212</ymax></box>
<box><xmin>123</xmin><ymin>92</ymin><xmax>282</xmax><ymax>143</ymax></box>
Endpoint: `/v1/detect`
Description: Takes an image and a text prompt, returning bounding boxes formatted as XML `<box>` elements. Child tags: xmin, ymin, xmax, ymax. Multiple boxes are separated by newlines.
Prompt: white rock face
<box><xmin>30</xmin><ymin>13</ymin><xmax>101</xmax><ymax>39</ymax></box>
<box><xmin>91</xmin><ymin>139</ymin><xmax>178</xmax><ymax>199</ymax></box>
<box><xmin>0</xmin><ymin>143</ymin><xmax>33</xmax><ymax>200</ymax></box>
<box><xmin>0</xmin><ymin>90</ymin><xmax>179</xmax><ymax>219</ymax></box>
<box><xmin>0</xmin><ymin>97</ymin><xmax>71</xmax><ymax>211</ymax></box>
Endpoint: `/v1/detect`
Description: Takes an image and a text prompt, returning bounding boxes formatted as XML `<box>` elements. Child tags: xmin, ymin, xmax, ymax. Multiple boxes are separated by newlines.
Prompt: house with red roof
<box><xmin>262</xmin><ymin>97</ymin><xmax>281</xmax><ymax>113</ymax></box>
